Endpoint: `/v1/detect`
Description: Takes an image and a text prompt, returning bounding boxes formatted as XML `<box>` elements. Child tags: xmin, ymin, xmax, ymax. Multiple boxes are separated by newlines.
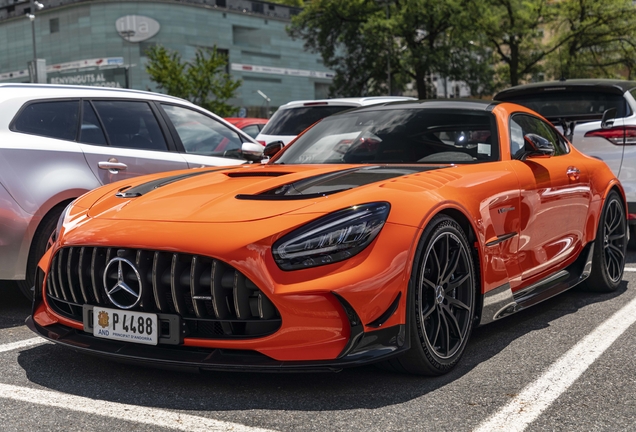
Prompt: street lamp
<box><xmin>26</xmin><ymin>0</ymin><xmax>44</xmax><ymax>83</ymax></box>
<box><xmin>256</xmin><ymin>89</ymin><xmax>271</xmax><ymax>118</ymax></box>
<box><xmin>119</xmin><ymin>29</ymin><xmax>136</xmax><ymax>88</ymax></box>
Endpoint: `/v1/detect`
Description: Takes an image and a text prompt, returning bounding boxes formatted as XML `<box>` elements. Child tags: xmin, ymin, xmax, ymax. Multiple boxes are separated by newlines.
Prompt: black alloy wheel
<box><xmin>581</xmin><ymin>190</ymin><xmax>626</xmax><ymax>292</ymax></box>
<box><xmin>382</xmin><ymin>215</ymin><xmax>476</xmax><ymax>375</ymax></box>
<box><xmin>418</xmin><ymin>229</ymin><xmax>474</xmax><ymax>360</ymax></box>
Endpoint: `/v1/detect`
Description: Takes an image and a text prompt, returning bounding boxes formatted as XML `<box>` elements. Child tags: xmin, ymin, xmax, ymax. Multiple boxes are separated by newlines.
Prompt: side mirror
<box><xmin>263</xmin><ymin>140</ymin><xmax>284</xmax><ymax>159</ymax></box>
<box><xmin>601</xmin><ymin>107</ymin><xmax>617</xmax><ymax>129</ymax></box>
<box><xmin>241</xmin><ymin>141</ymin><xmax>265</xmax><ymax>162</ymax></box>
<box><xmin>521</xmin><ymin>133</ymin><xmax>555</xmax><ymax>160</ymax></box>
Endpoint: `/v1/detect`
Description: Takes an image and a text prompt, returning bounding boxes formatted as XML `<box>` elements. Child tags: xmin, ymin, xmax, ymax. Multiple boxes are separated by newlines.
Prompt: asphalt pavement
<box><xmin>1</xmin><ymin>252</ymin><xmax>635</xmax><ymax>431</ymax></box>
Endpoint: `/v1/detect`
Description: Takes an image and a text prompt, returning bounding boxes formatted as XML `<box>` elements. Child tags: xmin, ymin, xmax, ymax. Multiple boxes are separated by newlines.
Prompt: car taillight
<box><xmin>584</xmin><ymin>126</ymin><xmax>636</xmax><ymax>145</ymax></box>
<box><xmin>257</xmin><ymin>140</ymin><xmax>266</xmax><ymax>146</ymax></box>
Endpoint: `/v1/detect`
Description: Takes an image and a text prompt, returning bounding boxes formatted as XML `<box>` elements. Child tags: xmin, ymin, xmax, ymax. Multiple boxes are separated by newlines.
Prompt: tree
<box><xmin>470</xmin><ymin>0</ymin><xmax>559</xmax><ymax>87</ymax></box>
<box><xmin>472</xmin><ymin>0</ymin><xmax>636</xmax><ymax>87</ymax></box>
<box><xmin>547</xmin><ymin>0</ymin><xmax>636</xmax><ymax>80</ymax></box>
<box><xmin>145</xmin><ymin>46</ymin><xmax>242</xmax><ymax>117</ymax></box>
<box><xmin>288</xmin><ymin>0</ymin><xmax>487</xmax><ymax>99</ymax></box>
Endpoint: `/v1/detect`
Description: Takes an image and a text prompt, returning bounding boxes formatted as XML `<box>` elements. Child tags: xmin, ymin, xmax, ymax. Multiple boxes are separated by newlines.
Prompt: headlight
<box><xmin>272</xmin><ymin>202</ymin><xmax>390</xmax><ymax>270</ymax></box>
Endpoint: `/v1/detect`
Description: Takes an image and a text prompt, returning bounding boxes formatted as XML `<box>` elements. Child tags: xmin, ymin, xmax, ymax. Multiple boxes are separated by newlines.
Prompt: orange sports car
<box><xmin>28</xmin><ymin>100</ymin><xmax>626</xmax><ymax>375</ymax></box>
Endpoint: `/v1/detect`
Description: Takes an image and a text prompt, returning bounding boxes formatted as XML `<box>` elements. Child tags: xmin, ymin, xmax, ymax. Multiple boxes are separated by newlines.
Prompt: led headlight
<box><xmin>273</xmin><ymin>202</ymin><xmax>390</xmax><ymax>270</ymax></box>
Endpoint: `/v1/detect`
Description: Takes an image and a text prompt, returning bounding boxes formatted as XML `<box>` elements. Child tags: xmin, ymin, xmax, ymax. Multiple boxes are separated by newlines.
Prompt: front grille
<box><xmin>46</xmin><ymin>247</ymin><xmax>281</xmax><ymax>339</ymax></box>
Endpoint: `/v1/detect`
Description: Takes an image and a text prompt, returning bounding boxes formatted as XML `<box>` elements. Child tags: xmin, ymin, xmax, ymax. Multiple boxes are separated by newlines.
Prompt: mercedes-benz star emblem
<box><xmin>103</xmin><ymin>257</ymin><xmax>143</xmax><ymax>309</ymax></box>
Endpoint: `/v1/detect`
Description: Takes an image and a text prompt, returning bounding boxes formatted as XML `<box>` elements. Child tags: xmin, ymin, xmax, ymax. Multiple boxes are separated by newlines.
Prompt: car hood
<box><xmin>87</xmin><ymin>164</ymin><xmax>446</xmax><ymax>223</ymax></box>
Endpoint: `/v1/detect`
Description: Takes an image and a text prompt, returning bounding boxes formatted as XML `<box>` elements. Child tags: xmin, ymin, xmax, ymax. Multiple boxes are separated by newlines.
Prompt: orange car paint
<box><xmin>34</xmin><ymin>102</ymin><xmax>625</xmax><ymax>362</ymax></box>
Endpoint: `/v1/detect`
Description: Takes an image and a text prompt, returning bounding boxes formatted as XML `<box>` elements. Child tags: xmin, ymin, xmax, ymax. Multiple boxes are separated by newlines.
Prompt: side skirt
<box><xmin>478</xmin><ymin>243</ymin><xmax>594</xmax><ymax>326</ymax></box>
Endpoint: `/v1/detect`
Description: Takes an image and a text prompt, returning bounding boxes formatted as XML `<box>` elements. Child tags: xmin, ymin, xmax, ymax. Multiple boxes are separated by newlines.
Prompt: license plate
<box><xmin>92</xmin><ymin>307</ymin><xmax>158</xmax><ymax>346</ymax></box>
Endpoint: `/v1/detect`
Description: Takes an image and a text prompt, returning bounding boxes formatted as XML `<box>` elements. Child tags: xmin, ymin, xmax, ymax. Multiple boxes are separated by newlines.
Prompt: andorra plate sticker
<box><xmin>93</xmin><ymin>306</ymin><xmax>158</xmax><ymax>346</ymax></box>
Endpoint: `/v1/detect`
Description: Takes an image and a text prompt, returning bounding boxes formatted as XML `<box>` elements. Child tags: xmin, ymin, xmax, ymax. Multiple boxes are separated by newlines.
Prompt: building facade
<box><xmin>0</xmin><ymin>0</ymin><xmax>334</xmax><ymax>115</ymax></box>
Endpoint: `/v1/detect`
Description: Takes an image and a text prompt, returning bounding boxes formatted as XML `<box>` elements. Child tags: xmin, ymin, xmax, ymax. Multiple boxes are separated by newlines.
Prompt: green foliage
<box><xmin>548</xmin><ymin>0</ymin><xmax>636</xmax><ymax>80</ymax></box>
<box><xmin>145</xmin><ymin>46</ymin><xmax>242</xmax><ymax>117</ymax></box>
<box><xmin>289</xmin><ymin>0</ymin><xmax>496</xmax><ymax>99</ymax></box>
<box><xmin>470</xmin><ymin>0</ymin><xmax>636</xmax><ymax>86</ymax></box>
<box><xmin>268</xmin><ymin>0</ymin><xmax>303</xmax><ymax>6</ymax></box>
<box><xmin>290</xmin><ymin>0</ymin><xmax>636</xmax><ymax>95</ymax></box>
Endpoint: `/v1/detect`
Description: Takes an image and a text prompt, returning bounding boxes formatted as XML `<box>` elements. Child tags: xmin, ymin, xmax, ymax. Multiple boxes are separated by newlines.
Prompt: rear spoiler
<box><xmin>545</xmin><ymin>109</ymin><xmax>616</xmax><ymax>142</ymax></box>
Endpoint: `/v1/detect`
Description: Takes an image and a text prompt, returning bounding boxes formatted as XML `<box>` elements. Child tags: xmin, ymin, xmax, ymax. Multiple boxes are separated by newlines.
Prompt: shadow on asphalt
<box><xmin>0</xmin><ymin>281</ymin><xmax>31</xmax><ymax>330</ymax></box>
<box><xmin>16</xmin><ymin>280</ymin><xmax>629</xmax><ymax>412</ymax></box>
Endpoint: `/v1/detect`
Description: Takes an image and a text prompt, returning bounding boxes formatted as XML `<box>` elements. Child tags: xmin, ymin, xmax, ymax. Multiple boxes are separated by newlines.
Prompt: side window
<box><xmin>241</xmin><ymin>124</ymin><xmax>261</xmax><ymax>139</ymax></box>
<box><xmin>79</xmin><ymin>101</ymin><xmax>107</xmax><ymax>145</ymax></box>
<box><xmin>92</xmin><ymin>100</ymin><xmax>168</xmax><ymax>151</ymax></box>
<box><xmin>12</xmin><ymin>100</ymin><xmax>79</xmax><ymax>141</ymax></box>
<box><xmin>509</xmin><ymin>114</ymin><xmax>569</xmax><ymax>158</ymax></box>
<box><xmin>161</xmin><ymin>104</ymin><xmax>244</xmax><ymax>159</ymax></box>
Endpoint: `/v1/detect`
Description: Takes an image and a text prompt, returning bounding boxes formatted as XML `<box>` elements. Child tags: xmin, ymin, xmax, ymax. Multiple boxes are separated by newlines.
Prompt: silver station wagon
<box><xmin>0</xmin><ymin>84</ymin><xmax>264</xmax><ymax>298</ymax></box>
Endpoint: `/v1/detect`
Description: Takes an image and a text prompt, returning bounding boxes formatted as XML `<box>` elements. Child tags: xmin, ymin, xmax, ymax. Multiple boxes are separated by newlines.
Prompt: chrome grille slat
<box><xmin>49</xmin><ymin>255</ymin><xmax>61</xmax><ymax>299</ymax></box>
<box><xmin>66</xmin><ymin>248</ymin><xmax>80</xmax><ymax>304</ymax></box>
<box><xmin>78</xmin><ymin>247</ymin><xmax>91</xmax><ymax>303</ymax></box>
<box><xmin>45</xmin><ymin>246</ymin><xmax>281</xmax><ymax>339</ymax></box>
<box><xmin>56</xmin><ymin>248</ymin><xmax>69</xmax><ymax>301</ymax></box>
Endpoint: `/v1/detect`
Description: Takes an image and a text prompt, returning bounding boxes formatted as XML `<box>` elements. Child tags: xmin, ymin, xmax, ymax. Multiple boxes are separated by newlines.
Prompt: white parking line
<box><xmin>474</xmin><ymin>293</ymin><xmax>636</xmax><ymax>432</ymax></box>
<box><xmin>0</xmin><ymin>383</ymin><xmax>276</xmax><ymax>432</ymax></box>
<box><xmin>0</xmin><ymin>337</ymin><xmax>48</xmax><ymax>354</ymax></box>
<box><xmin>623</xmin><ymin>267</ymin><xmax>636</xmax><ymax>272</ymax></box>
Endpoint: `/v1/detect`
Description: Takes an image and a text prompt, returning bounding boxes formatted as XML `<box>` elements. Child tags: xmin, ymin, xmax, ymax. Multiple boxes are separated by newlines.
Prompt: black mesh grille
<box><xmin>46</xmin><ymin>247</ymin><xmax>281</xmax><ymax>339</ymax></box>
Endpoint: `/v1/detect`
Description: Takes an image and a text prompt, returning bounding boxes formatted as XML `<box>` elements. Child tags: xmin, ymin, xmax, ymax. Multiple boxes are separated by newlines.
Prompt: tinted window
<box><xmin>79</xmin><ymin>101</ymin><xmax>107</xmax><ymax>145</ymax></box>
<box><xmin>510</xmin><ymin>114</ymin><xmax>569</xmax><ymax>158</ymax></box>
<box><xmin>501</xmin><ymin>91</ymin><xmax>629</xmax><ymax>119</ymax></box>
<box><xmin>162</xmin><ymin>104</ymin><xmax>244</xmax><ymax>159</ymax></box>
<box><xmin>12</xmin><ymin>100</ymin><xmax>79</xmax><ymax>141</ymax></box>
<box><xmin>92</xmin><ymin>101</ymin><xmax>167</xmax><ymax>151</ymax></box>
<box><xmin>241</xmin><ymin>124</ymin><xmax>261</xmax><ymax>138</ymax></box>
<box><xmin>275</xmin><ymin>109</ymin><xmax>498</xmax><ymax>165</ymax></box>
<box><xmin>260</xmin><ymin>105</ymin><xmax>354</xmax><ymax>136</ymax></box>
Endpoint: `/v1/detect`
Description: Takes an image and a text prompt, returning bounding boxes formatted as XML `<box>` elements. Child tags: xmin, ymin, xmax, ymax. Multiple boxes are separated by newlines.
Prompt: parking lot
<box><xmin>0</xmin><ymin>252</ymin><xmax>634</xmax><ymax>431</ymax></box>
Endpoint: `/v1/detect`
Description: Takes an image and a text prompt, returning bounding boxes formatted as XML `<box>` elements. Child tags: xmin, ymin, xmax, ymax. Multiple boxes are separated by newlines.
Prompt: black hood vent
<box><xmin>236</xmin><ymin>165</ymin><xmax>447</xmax><ymax>201</ymax></box>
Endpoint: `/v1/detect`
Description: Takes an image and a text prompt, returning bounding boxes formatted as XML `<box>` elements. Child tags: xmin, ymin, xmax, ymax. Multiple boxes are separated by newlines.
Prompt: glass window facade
<box><xmin>0</xmin><ymin>0</ymin><xmax>334</xmax><ymax>116</ymax></box>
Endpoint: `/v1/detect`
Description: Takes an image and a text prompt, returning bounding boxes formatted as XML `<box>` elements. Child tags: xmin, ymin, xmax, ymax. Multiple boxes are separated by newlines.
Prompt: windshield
<box><xmin>260</xmin><ymin>105</ymin><xmax>355</xmax><ymax>136</ymax></box>
<box><xmin>274</xmin><ymin>108</ymin><xmax>498</xmax><ymax>165</ymax></box>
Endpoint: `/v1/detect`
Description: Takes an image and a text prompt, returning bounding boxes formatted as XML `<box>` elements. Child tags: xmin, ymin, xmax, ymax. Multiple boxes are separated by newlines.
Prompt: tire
<box><xmin>579</xmin><ymin>191</ymin><xmax>627</xmax><ymax>293</ymax></box>
<box><xmin>628</xmin><ymin>225</ymin><xmax>636</xmax><ymax>250</ymax></box>
<box><xmin>16</xmin><ymin>206</ymin><xmax>64</xmax><ymax>301</ymax></box>
<box><xmin>383</xmin><ymin>215</ymin><xmax>477</xmax><ymax>375</ymax></box>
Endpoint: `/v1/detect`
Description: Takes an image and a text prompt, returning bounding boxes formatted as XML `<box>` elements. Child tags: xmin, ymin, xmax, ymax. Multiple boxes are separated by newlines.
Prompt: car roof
<box><xmin>277</xmin><ymin>96</ymin><xmax>417</xmax><ymax>109</ymax></box>
<box><xmin>495</xmin><ymin>79</ymin><xmax>636</xmax><ymax>99</ymax></box>
<box><xmin>0</xmin><ymin>83</ymin><xmax>188</xmax><ymax>104</ymax></box>
<box><xmin>341</xmin><ymin>98</ymin><xmax>500</xmax><ymax>112</ymax></box>
<box><xmin>225</xmin><ymin>117</ymin><xmax>269</xmax><ymax>125</ymax></box>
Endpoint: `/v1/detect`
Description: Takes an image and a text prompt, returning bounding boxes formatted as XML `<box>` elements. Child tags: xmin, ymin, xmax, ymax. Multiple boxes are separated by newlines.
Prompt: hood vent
<box><xmin>236</xmin><ymin>165</ymin><xmax>445</xmax><ymax>201</ymax></box>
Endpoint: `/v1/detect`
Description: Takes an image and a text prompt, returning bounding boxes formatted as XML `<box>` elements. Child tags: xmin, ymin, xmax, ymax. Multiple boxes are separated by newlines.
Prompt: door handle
<box><xmin>98</xmin><ymin>158</ymin><xmax>128</xmax><ymax>173</ymax></box>
<box><xmin>566</xmin><ymin>166</ymin><xmax>580</xmax><ymax>181</ymax></box>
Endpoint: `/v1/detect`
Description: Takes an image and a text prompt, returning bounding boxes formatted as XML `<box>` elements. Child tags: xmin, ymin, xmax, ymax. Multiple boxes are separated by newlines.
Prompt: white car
<box><xmin>495</xmin><ymin>79</ymin><xmax>636</xmax><ymax>241</ymax></box>
<box><xmin>256</xmin><ymin>96</ymin><xmax>416</xmax><ymax>146</ymax></box>
<box><xmin>0</xmin><ymin>84</ymin><xmax>263</xmax><ymax>298</ymax></box>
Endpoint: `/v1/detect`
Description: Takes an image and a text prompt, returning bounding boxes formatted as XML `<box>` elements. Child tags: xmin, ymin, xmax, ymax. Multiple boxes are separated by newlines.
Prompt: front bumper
<box><xmin>27</xmin><ymin>316</ymin><xmax>407</xmax><ymax>372</ymax></box>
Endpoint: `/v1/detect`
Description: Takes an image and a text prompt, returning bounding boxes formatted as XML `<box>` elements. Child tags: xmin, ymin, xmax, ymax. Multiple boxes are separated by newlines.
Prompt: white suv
<box><xmin>495</xmin><ymin>79</ymin><xmax>636</xmax><ymax>240</ymax></box>
<box><xmin>0</xmin><ymin>84</ymin><xmax>263</xmax><ymax>298</ymax></box>
<box><xmin>255</xmin><ymin>96</ymin><xmax>416</xmax><ymax>146</ymax></box>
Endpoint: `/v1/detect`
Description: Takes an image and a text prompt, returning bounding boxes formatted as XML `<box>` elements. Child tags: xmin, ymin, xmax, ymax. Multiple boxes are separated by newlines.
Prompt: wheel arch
<box><xmin>436</xmin><ymin>208</ymin><xmax>484</xmax><ymax>320</ymax></box>
<box><xmin>19</xmin><ymin>190</ymin><xmax>87</xmax><ymax>279</ymax></box>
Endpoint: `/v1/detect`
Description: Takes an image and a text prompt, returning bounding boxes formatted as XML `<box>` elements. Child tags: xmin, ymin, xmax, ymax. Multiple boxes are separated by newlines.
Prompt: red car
<box><xmin>224</xmin><ymin>117</ymin><xmax>269</xmax><ymax>140</ymax></box>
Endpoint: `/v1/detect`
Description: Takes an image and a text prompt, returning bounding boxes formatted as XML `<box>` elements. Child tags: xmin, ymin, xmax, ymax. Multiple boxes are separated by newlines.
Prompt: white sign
<box><xmin>0</xmin><ymin>57</ymin><xmax>124</xmax><ymax>82</ymax></box>
<box><xmin>232</xmin><ymin>63</ymin><xmax>334</xmax><ymax>79</ymax></box>
<box><xmin>116</xmin><ymin>15</ymin><xmax>161</xmax><ymax>42</ymax></box>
